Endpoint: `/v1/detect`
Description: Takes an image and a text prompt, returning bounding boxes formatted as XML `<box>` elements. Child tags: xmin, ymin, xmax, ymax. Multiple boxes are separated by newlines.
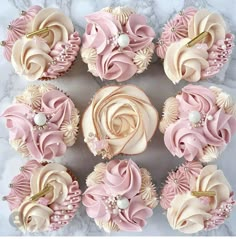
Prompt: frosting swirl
<box><xmin>164</xmin><ymin>38</ymin><xmax>209</xmax><ymax>84</ymax></box>
<box><xmin>96</xmin><ymin>49</ymin><xmax>137</xmax><ymax>81</ymax></box>
<box><xmin>203</xmin><ymin>109</ymin><xmax>236</xmax><ymax>148</ymax></box>
<box><xmin>30</xmin><ymin>8</ymin><xmax>74</xmax><ymax>48</ymax></box>
<box><xmin>188</xmin><ymin>9</ymin><xmax>226</xmax><ymax>48</ymax></box>
<box><xmin>82</xmin><ymin>85</ymin><xmax>158</xmax><ymax>158</ymax></box>
<box><xmin>167</xmin><ymin>192</ymin><xmax>211</xmax><ymax>234</ymax></box>
<box><xmin>104</xmin><ymin>159</ymin><xmax>142</xmax><ymax>198</ymax></box>
<box><xmin>176</xmin><ymin>84</ymin><xmax>218</xmax><ymax>118</ymax></box>
<box><xmin>30</xmin><ymin>163</ymin><xmax>72</xmax><ymax>204</ymax></box>
<box><xmin>11</xmin><ymin>37</ymin><xmax>53</xmax><ymax>81</ymax></box>
<box><xmin>164</xmin><ymin>119</ymin><xmax>207</xmax><ymax>161</ymax></box>
<box><xmin>15</xmin><ymin>199</ymin><xmax>53</xmax><ymax>232</ymax></box>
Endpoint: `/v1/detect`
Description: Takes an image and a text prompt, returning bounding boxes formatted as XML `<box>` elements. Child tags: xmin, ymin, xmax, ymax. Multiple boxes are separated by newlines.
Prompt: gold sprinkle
<box><xmin>186</xmin><ymin>31</ymin><xmax>209</xmax><ymax>47</ymax></box>
<box><xmin>26</xmin><ymin>27</ymin><xmax>49</xmax><ymax>38</ymax></box>
<box><xmin>191</xmin><ymin>191</ymin><xmax>216</xmax><ymax>197</ymax></box>
<box><xmin>30</xmin><ymin>184</ymin><xmax>53</xmax><ymax>201</ymax></box>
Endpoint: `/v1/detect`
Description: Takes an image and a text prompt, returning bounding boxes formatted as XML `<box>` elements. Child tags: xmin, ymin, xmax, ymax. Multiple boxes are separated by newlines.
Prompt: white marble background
<box><xmin>0</xmin><ymin>0</ymin><xmax>236</xmax><ymax>236</ymax></box>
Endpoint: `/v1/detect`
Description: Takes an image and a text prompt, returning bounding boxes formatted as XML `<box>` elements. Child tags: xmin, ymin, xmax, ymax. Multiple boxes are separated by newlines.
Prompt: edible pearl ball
<box><xmin>188</xmin><ymin>111</ymin><xmax>201</xmax><ymax>124</ymax></box>
<box><xmin>117</xmin><ymin>34</ymin><xmax>130</xmax><ymax>48</ymax></box>
<box><xmin>117</xmin><ymin>197</ymin><xmax>129</xmax><ymax>209</ymax></box>
<box><xmin>207</xmin><ymin>115</ymin><xmax>213</xmax><ymax>121</ymax></box>
<box><xmin>67</xmin><ymin>204</ymin><xmax>73</xmax><ymax>210</ymax></box>
<box><xmin>64</xmin><ymin>215</ymin><xmax>70</xmax><ymax>220</ymax></box>
<box><xmin>34</xmin><ymin>113</ymin><xmax>47</xmax><ymax>126</ymax></box>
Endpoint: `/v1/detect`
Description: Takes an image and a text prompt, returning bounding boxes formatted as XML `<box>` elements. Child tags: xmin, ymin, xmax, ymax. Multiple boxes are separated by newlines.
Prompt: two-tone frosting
<box><xmin>160</xmin><ymin>84</ymin><xmax>236</xmax><ymax>162</ymax></box>
<box><xmin>81</xmin><ymin>6</ymin><xmax>155</xmax><ymax>81</ymax></box>
<box><xmin>82</xmin><ymin>159</ymin><xmax>158</xmax><ymax>232</ymax></box>
<box><xmin>156</xmin><ymin>7</ymin><xmax>234</xmax><ymax>83</ymax></box>
<box><xmin>160</xmin><ymin>162</ymin><xmax>235</xmax><ymax>234</ymax></box>
<box><xmin>1</xmin><ymin>84</ymin><xmax>80</xmax><ymax>161</ymax></box>
<box><xmin>82</xmin><ymin>85</ymin><xmax>158</xmax><ymax>159</ymax></box>
<box><xmin>3</xmin><ymin>161</ymin><xmax>81</xmax><ymax>232</ymax></box>
<box><xmin>1</xmin><ymin>6</ymin><xmax>81</xmax><ymax>80</ymax></box>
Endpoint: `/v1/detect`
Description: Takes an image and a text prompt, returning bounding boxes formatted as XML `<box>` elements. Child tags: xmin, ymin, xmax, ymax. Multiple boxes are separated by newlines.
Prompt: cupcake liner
<box><xmin>1</xmin><ymin>83</ymin><xmax>80</xmax><ymax>161</ymax></box>
<box><xmin>3</xmin><ymin>160</ymin><xmax>81</xmax><ymax>233</ymax></box>
<box><xmin>155</xmin><ymin>7</ymin><xmax>234</xmax><ymax>84</ymax></box>
<box><xmin>160</xmin><ymin>84</ymin><xmax>236</xmax><ymax>162</ymax></box>
<box><xmin>82</xmin><ymin>159</ymin><xmax>158</xmax><ymax>233</ymax></box>
<box><xmin>0</xmin><ymin>5</ymin><xmax>81</xmax><ymax>81</ymax></box>
<box><xmin>159</xmin><ymin>161</ymin><xmax>235</xmax><ymax>234</ymax></box>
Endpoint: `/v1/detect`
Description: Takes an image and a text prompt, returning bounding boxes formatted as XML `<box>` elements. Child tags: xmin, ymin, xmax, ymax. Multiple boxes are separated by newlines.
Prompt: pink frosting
<box><xmin>175</xmin><ymin>7</ymin><xmax>197</xmax><ymax>27</ymax></box>
<box><xmin>179</xmin><ymin>161</ymin><xmax>203</xmax><ymax>179</ymax></box>
<box><xmin>43</xmin><ymin>32</ymin><xmax>81</xmax><ymax>79</ymax></box>
<box><xmin>176</xmin><ymin>84</ymin><xmax>217</xmax><ymax>118</ymax></box>
<box><xmin>4</xmin><ymin>191</ymin><xmax>23</xmax><ymax>211</ymax></box>
<box><xmin>2</xmin><ymin>40</ymin><xmax>14</xmax><ymax>61</ymax></box>
<box><xmin>50</xmin><ymin>181</ymin><xmax>81</xmax><ymax>231</ymax></box>
<box><xmin>155</xmin><ymin>38</ymin><xmax>169</xmax><ymax>59</ymax></box>
<box><xmin>203</xmin><ymin>108</ymin><xmax>236</xmax><ymax>148</ymax></box>
<box><xmin>104</xmin><ymin>159</ymin><xmax>142</xmax><ymax>198</ymax></box>
<box><xmin>164</xmin><ymin>119</ymin><xmax>207</xmax><ymax>161</ymax></box>
<box><xmin>1</xmin><ymin>89</ymin><xmax>76</xmax><ymax>161</ymax></box>
<box><xmin>7</xmin><ymin>17</ymin><xmax>27</xmax><ymax>43</ymax></box>
<box><xmin>124</xmin><ymin>14</ymin><xmax>155</xmax><ymax>52</ymax></box>
<box><xmin>83</xmin><ymin>11</ymin><xmax>122</xmax><ymax>55</ymax></box>
<box><xmin>166</xmin><ymin>170</ymin><xmax>190</xmax><ymax>194</ymax></box>
<box><xmin>82</xmin><ymin>184</ymin><xmax>110</xmax><ymax>221</ymax></box>
<box><xmin>113</xmin><ymin>195</ymin><xmax>153</xmax><ymax>232</ymax></box>
<box><xmin>160</xmin><ymin>184</ymin><xmax>175</xmax><ymax>209</ymax></box>
<box><xmin>20</xmin><ymin>160</ymin><xmax>41</xmax><ymax>179</ymax></box>
<box><xmin>20</xmin><ymin>5</ymin><xmax>42</xmax><ymax>21</ymax></box>
<box><xmin>96</xmin><ymin>49</ymin><xmax>137</xmax><ymax>81</ymax></box>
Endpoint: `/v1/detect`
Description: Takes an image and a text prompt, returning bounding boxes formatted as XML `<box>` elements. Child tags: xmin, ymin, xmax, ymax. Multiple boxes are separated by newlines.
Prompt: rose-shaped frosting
<box><xmin>104</xmin><ymin>159</ymin><xmax>142</xmax><ymax>198</ymax></box>
<box><xmin>164</xmin><ymin>38</ymin><xmax>209</xmax><ymax>84</ymax></box>
<box><xmin>82</xmin><ymin>11</ymin><xmax>122</xmax><ymax>55</ymax></box>
<box><xmin>82</xmin><ymin>85</ymin><xmax>158</xmax><ymax>158</ymax></box>
<box><xmin>188</xmin><ymin>9</ymin><xmax>226</xmax><ymax>48</ymax></box>
<box><xmin>82</xmin><ymin>184</ymin><xmax>110</xmax><ymax>221</ymax></box>
<box><xmin>15</xmin><ymin>199</ymin><xmax>53</xmax><ymax>232</ymax></box>
<box><xmin>203</xmin><ymin>108</ymin><xmax>236</xmax><ymax>148</ymax></box>
<box><xmin>167</xmin><ymin>192</ymin><xmax>211</xmax><ymax>234</ymax></box>
<box><xmin>124</xmin><ymin>14</ymin><xmax>155</xmax><ymax>52</ymax></box>
<box><xmin>96</xmin><ymin>50</ymin><xmax>137</xmax><ymax>81</ymax></box>
<box><xmin>113</xmin><ymin>195</ymin><xmax>153</xmax><ymax>232</ymax></box>
<box><xmin>193</xmin><ymin>165</ymin><xmax>232</xmax><ymax>209</ymax></box>
<box><xmin>11</xmin><ymin>37</ymin><xmax>53</xmax><ymax>81</ymax></box>
<box><xmin>164</xmin><ymin>119</ymin><xmax>207</xmax><ymax>161</ymax></box>
<box><xmin>30</xmin><ymin>8</ymin><xmax>74</xmax><ymax>48</ymax></box>
<box><xmin>176</xmin><ymin>84</ymin><xmax>218</xmax><ymax>118</ymax></box>
<box><xmin>30</xmin><ymin>163</ymin><xmax>72</xmax><ymax>204</ymax></box>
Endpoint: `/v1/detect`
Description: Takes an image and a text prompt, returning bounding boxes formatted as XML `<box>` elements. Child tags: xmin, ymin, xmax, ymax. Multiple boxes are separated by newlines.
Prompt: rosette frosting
<box><xmin>82</xmin><ymin>85</ymin><xmax>158</xmax><ymax>159</ymax></box>
<box><xmin>161</xmin><ymin>84</ymin><xmax>236</xmax><ymax>162</ymax></box>
<box><xmin>82</xmin><ymin>159</ymin><xmax>157</xmax><ymax>232</ymax></box>
<box><xmin>1</xmin><ymin>84</ymin><xmax>80</xmax><ymax>161</ymax></box>
<box><xmin>160</xmin><ymin>163</ymin><xmax>235</xmax><ymax>234</ymax></box>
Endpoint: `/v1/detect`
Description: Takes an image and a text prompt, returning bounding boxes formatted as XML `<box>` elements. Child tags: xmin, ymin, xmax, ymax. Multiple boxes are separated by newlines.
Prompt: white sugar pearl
<box><xmin>34</xmin><ymin>113</ymin><xmax>47</xmax><ymax>126</ymax></box>
<box><xmin>117</xmin><ymin>197</ymin><xmax>129</xmax><ymax>209</ymax></box>
<box><xmin>64</xmin><ymin>215</ymin><xmax>70</xmax><ymax>220</ymax></box>
<box><xmin>188</xmin><ymin>111</ymin><xmax>201</xmax><ymax>124</ymax></box>
<box><xmin>207</xmin><ymin>115</ymin><xmax>213</xmax><ymax>121</ymax></box>
<box><xmin>117</xmin><ymin>34</ymin><xmax>130</xmax><ymax>48</ymax></box>
<box><xmin>67</xmin><ymin>205</ymin><xmax>73</xmax><ymax>210</ymax></box>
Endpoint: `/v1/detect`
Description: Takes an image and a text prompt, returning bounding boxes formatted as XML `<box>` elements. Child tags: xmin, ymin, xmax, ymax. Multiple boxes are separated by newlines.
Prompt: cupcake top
<box><xmin>1</xmin><ymin>5</ymin><xmax>81</xmax><ymax>81</ymax></box>
<box><xmin>1</xmin><ymin>84</ymin><xmax>80</xmax><ymax>161</ymax></box>
<box><xmin>160</xmin><ymin>84</ymin><xmax>236</xmax><ymax>162</ymax></box>
<box><xmin>155</xmin><ymin>7</ymin><xmax>234</xmax><ymax>84</ymax></box>
<box><xmin>81</xmin><ymin>6</ymin><xmax>155</xmax><ymax>82</ymax></box>
<box><xmin>159</xmin><ymin>161</ymin><xmax>235</xmax><ymax>234</ymax></box>
<box><xmin>3</xmin><ymin>160</ymin><xmax>81</xmax><ymax>232</ymax></box>
<box><xmin>82</xmin><ymin>85</ymin><xmax>158</xmax><ymax>159</ymax></box>
<box><xmin>82</xmin><ymin>159</ymin><xmax>158</xmax><ymax>232</ymax></box>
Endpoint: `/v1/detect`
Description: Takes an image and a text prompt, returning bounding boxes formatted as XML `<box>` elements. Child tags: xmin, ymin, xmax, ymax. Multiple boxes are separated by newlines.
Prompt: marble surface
<box><xmin>0</xmin><ymin>0</ymin><xmax>236</xmax><ymax>236</ymax></box>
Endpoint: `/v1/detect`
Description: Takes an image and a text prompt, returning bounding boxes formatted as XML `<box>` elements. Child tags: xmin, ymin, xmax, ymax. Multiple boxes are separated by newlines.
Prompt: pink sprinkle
<box><xmin>37</xmin><ymin>197</ymin><xmax>49</xmax><ymax>206</ymax></box>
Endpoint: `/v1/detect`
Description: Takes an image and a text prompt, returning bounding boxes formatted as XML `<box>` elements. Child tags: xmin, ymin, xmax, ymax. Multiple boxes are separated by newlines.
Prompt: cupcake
<box><xmin>1</xmin><ymin>84</ymin><xmax>80</xmax><ymax>161</ymax></box>
<box><xmin>81</xmin><ymin>6</ymin><xmax>155</xmax><ymax>82</ymax></box>
<box><xmin>82</xmin><ymin>159</ymin><xmax>158</xmax><ymax>232</ymax></box>
<box><xmin>82</xmin><ymin>85</ymin><xmax>158</xmax><ymax>159</ymax></box>
<box><xmin>155</xmin><ymin>7</ymin><xmax>234</xmax><ymax>84</ymax></box>
<box><xmin>0</xmin><ymin>5</ymin><xmax>81</xmax><ymax>81</ymax></box>
<box><xmin>159</xmin><ymin>161</ymin><xmax>235</xmax><ymax>234</ymax></box>
<box><xmin>160</xmin><ymin>84</ymin><xmax>236</xmax><ymax>162</ymax></box>
<box><xmin>2</xmin><ymin>160</ymin><xmax>81</xmax><ymax>232</ymax></box>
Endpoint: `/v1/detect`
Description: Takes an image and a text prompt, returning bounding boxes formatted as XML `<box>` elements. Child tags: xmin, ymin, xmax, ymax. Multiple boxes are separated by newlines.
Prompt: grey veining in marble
<box><xmin>0</xmin><ymin>0</ymin><xmax>236</xmax><ymax>236</ymax></box>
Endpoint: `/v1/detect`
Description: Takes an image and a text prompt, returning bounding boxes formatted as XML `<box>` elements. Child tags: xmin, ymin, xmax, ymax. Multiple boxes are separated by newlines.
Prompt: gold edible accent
<box><xmin>0</xmin><ymin>41</ymin><xmax>6</xmax><ymax>46</ymax></box>
<box><xmin>186</xmin><ymin>31</ymin><xmax>209</xmax><ymax>47</ymax></box>
<box><xmin>26</xmin><ymin>27</ymin><xmax>49</xmax><ymax>38</ymax></box>
<box><xmin>191</xmin><ymin>191</ymin><xmax>216</xmax><ymax>197</ymax></box>
<box><xmin>30</xmin><ymin>184</ymin><xmax>53</xmax><ymax>201</ymax></box>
